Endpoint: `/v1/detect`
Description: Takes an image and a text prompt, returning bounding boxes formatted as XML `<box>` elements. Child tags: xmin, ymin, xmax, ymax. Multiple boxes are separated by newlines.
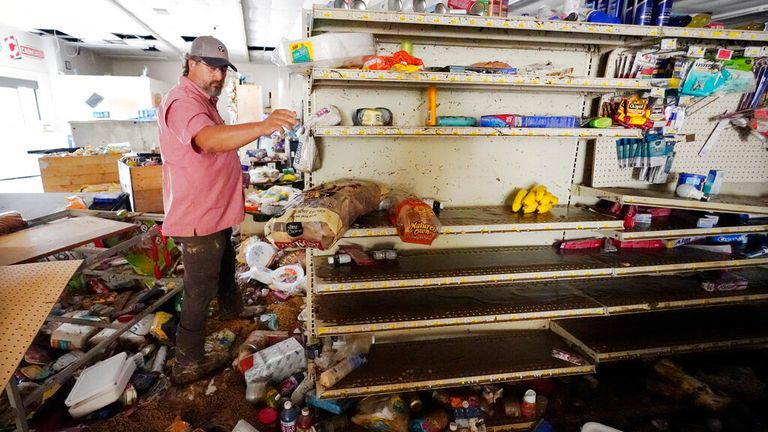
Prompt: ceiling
<box><xmin>1</xmin><ymin>0</ymin><xmax>767</xmax><ymax>64</ymax></box>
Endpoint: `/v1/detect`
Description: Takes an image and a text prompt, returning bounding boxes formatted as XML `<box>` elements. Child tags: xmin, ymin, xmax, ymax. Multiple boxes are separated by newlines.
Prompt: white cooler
<box><xmin>65</xmin><ymin>352</ymin><xmax>136</xmax><ymax>418</ymax></box>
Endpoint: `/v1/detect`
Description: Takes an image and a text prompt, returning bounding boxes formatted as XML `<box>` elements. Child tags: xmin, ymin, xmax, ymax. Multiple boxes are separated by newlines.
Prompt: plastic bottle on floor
<box><xmin>297</xmin><ymin>407</ymin><xmax>315</xmax><ymax>432</ymax></box>
<box><xmin>281</xmin><ymin>400</ymin><xmax>298</xmax><ymax>432</ymax></box>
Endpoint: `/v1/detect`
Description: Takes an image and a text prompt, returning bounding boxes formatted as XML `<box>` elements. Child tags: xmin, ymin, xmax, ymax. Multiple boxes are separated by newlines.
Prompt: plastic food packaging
<box><xmin>236</xmin><ymin>330</ymin><xmax>289</xmax><ymax>369</ymax></box>
<box><xmin>271</xmin><ymin>33</ymin><xmax>375</xmax><ymax>70</ymax></box>
<box><xmin>295</xmin><ymin>105</ymin><xmax>342</xmax><ymax>173</ymax></box>
<box><xmin>271</xmin><ymin>264</ymin><xmax>306</xmax><ymax>295</ymax></box>
<box><xmin>65</xmin><ymin>352</ymin><xmax>137</xmax><ymax>418</ymax></box>
<box><xmin>205</xmin><ymin>329</ymin><xmax>236</xmax><ymax>353</ymax></box>
<box><xmin>243</xmin><ymin>337</ymin><xmax>307</xmax><ymax>384</ymax></box>
<box><xmin>387</xmin><ymin>192</ymin><xmax>441</xmax><ymax>245</ymax></box>
<box><xmin>0</xmin><ymin>211</ymin><xmax>26</xmax><ymax>234</ymax></box>
<box><xmin>150</xmin><ymin>311</ymin><xmax>174</xmax><ymax>342</ymax></box>
<box><xmin>266</xmin><ymin>180</ymin><xmax>382</xmax><ymax>250</ymax></box>
<box><xmin>352</xmin><ymin>394</ymin><xmax>409</xmax><ymax>432</ymax></box>
<box><xmin>410</xmin><ymin>410</ymin><xmax>450</xmax><ymax>432</ymax></box>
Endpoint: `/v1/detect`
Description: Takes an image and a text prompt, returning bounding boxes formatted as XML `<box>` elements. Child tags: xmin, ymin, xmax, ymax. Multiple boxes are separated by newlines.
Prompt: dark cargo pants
<box><xmin>173</xmin><ymin>228</ymin><xmax>244</xmax><ymax>365</ymax></box>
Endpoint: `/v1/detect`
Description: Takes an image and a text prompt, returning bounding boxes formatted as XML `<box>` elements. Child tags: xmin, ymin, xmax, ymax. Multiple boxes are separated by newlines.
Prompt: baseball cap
<box><xmin>189</xmin><ymin>36</ymin><xmax>237</xmax><ymax>72</ymax></box>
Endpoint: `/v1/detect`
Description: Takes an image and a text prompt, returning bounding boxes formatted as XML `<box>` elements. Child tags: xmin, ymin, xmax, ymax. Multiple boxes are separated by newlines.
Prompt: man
<box><xmin>158</xmin><ymin>36</ymin><xmax>298</xmax><ymax>385</ymax></box>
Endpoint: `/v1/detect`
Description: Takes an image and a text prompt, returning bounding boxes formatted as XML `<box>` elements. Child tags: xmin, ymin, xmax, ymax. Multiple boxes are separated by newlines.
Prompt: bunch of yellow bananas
<box><xmin>511</xmin><ymin>185</ymin><xmax>559</xmax><ymax>214</ymax></box>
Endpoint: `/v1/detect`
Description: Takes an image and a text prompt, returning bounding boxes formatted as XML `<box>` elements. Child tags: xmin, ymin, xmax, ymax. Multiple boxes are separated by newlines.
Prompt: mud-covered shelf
<box><xmin>315</xmin><ymin>269</ymin><xmax>768</xmax><ymax>335</ymax></box>
<box><xmin>313</xmin><ymin>246</ymin><xmax>768</xmax><ymax>293</ymax></box>
<box><xmin>342</xmin><ymin>206</ymin><xmax>622</xmax><ymax>238</ymax></box>
<box><xmin>317</xmin><ymin>331</ymin><xmax>595</xmax><ymax>399</ymax></box>
<box><xmin>598</xmin><ymin>216</ymin><xmax>768</xmax><ymax>240</ymax></box>
<box><xmin>314</xmin><ymin>126</ymin><xmax>643</xmax><ymax>139</ymax></box>
<box><xmin>551</xmin><ymin>303</ymin><xmax>768</xmax><ymax>362</ymax></box>
<box><xmin>312</xmin><ymin>68</ymin><xmax>653</xmax><ymax>92</ymax></box>
<box><xmin>578</xmin><ymin>185</ymin><xmax>768</xmax><ymax>215</ymax></box>
<box><xmin>312</xmin><ymin>7</ymin><xmax>768</xmax><ymax>43</ymax></box>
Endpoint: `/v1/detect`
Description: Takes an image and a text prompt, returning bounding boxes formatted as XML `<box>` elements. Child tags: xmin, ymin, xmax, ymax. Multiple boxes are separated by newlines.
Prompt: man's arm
<box><xmin>194</xmin><ymin>109</ymin><xmax>299</xmax><ymax>153</ymax></box>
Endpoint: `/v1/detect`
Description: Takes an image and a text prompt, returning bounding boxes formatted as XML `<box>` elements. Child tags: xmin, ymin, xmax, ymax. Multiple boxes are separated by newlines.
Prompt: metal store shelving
<box><xmin>314</xmin><ymin>269</ymin><xmax>768</xmax><ymax>336</ymax></box>
<box><xmin>598</xmin><ymin>217</ymin><xmax>768</xmax><ymax>240</ymax></box>
<box><xmin>552</xmin><ymin>304</ymin><xmax>768</xmax><ymax>362</ymax></box>
<box><xmin>314</xmin><ymin>246</ymin><xmax>768</xmax><ymax>293</ymax></box>
<box><xmin>578</xmin><ymin>185</ymin><xmax>768</xmax><ymax>215</ymax></box>
<box><xmin>311</xmin><ymin>8</ymin><xmax>768</xmax><ymax>43</ymax></box>
<box><xmin>315</xmin><ymin>126</ymin><xmax>643</xmax><ymax>139</ymax></box>
<box><xmin>318</xmin><ymin>331</ymin><xmax>595</xmax><ymax>399</ymax></box>
<box><xmin>312</xmin><ymin>68</ymin><xmax>653</xmax><ymax>91</ymax></box>
<box><xmin>305</xmin><ymin>6</ymin><xmax>768</xmax><ymax>406</ymax></box>
<box><xmin>343</xmin><ymin>206</ymin><xmax>623</xmax><ymax>238</ymax></box>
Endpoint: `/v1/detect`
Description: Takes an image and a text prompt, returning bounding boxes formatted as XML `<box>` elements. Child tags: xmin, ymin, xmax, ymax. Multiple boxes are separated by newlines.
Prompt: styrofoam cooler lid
<box><xmin>65</xmin><ymin>352</ymin><xmax>133</xmax><ymax>407</ymax></box>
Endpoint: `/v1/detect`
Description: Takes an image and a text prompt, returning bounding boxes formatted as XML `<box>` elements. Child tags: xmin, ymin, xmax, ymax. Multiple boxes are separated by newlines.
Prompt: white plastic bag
<box><xmin>294</xmin><ymin>105</ymin><xmax>341</xmax><ymax>173</ymax></box>
<box><xmin>271</xmin><ymin>33</ymin><xmax>375</xmax><ymax>71</ymax></box>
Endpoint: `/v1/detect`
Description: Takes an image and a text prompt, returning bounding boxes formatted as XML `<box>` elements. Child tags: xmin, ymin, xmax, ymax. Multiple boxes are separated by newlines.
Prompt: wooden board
<box><xmin>0</xmin><ymin>216</ymin><xmax>136</xmax><ymax>265</ymax></box>
<box><xmin>118</xmin><ymin>161</ymin><xmax>163</xmax><ymax>213</ymax></box>
<box><xmin>38</xmin><ymin>154</ymin><xmax>122</xmax><ymax>193</ymax></box>
<box><xmin>0</xmin><ymin>261</ymin><xmax>82</xmax><ymax>390</ymax></box>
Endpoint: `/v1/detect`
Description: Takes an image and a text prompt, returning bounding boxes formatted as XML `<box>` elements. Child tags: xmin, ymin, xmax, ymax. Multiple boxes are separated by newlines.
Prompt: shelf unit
<box><xmin>312</xmin><ymin>68</ymin><xmax>653</xmax><ymax>92</ymax></box>
<box><xmin>315</xmin><ymin>268</ymin><xmax>768</xmax><ymax>336</ymax></box>
<box><xmin>343</xmin><ymin>205</ymin><xmax>623</xmax><ymax>238</ymax></box>
<box><xmin>302</xmin><ymin>6</ymin><xmax>768</xmax><ymax>410</ymax></box>
<box><xmin>314</xmin><ymin>126</ymin><xmax>643</xmax><ymax>139</ymax></box>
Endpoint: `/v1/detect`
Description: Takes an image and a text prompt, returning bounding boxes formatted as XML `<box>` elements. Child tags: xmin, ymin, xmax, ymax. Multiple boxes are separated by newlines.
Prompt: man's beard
<box><xmin>204</xmin><ymin>81</ymin><xmax>223</xmax><ymax>97</ymax></box>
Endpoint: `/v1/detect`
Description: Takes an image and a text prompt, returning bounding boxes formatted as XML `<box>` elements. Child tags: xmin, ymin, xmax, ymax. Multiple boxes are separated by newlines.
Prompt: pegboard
<box><xmin>0</xmin><ymin>260</ymin><xmax>82</xmax><ymax>390</ymax></box>
<box><xmin>591</xmin><ymin>93</ymin><xmax>768</xmax><ymax>187</ymax></box>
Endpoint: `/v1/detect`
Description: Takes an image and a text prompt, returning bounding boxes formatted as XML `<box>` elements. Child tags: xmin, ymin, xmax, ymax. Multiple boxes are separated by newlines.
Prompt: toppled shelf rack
<box><xmin>312</xmin><ymin>68</ymin><xmax>652</xmax><ymax>92</ymax></box>
<box><xmin>314</xmin><ymin>126</ymin><xmax>643</xmax><ymax>139</ymax></box>
<box><xmin>551</xmin><ymin>303</ymin><xmax>768</xmax><ymax>362</ymax></box>
<box><xmin>317</xmin><ymin>331</ymin><xmax>594</xmax><ymax>399</ymax></box>
<box><xmin>342</xmin><ymin>206</ymin><xmax>623</xmax><ymax>238</ymax></box>
<box><xmin>311</xmin><ymin>8</ymin><xmax>768</xmax><ymax>43</ymax></box>
<box><xmin>314</xmin><ymin>269</ymin><xmax>768</xmax><ymax>336</ymax></box>
<box><xmin>578</xmin><ymin>185</ymin><xmax>768</xmax><ymax>215</ymax></box>
<box><xmin>313</xmin><ymin>246</ymin><xmax>768</xmax><ymax>293</ymax></box>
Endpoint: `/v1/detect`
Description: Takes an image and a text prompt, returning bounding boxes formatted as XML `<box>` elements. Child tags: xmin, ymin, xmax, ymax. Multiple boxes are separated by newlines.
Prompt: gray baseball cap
<box><xmin>190</xmin><ymin>36</ymin><xmax>237</xmax><ymax>72</ymax></box>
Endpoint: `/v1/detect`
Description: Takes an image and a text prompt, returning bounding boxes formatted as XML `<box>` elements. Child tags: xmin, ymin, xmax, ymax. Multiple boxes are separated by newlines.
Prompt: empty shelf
<box><xmin>314</xmin><ymin>246</ymin><xmax>768</xmax><ymax>293</ymax></box>
<box><xmin>318</xmin><ymin>331</ymin><xmax>594</xmax><ymax>399</ymax></box>
<box><xmin>552</xmin><ymin>304</ymin><xmax>768</xmax><ymax>362</ymax></box>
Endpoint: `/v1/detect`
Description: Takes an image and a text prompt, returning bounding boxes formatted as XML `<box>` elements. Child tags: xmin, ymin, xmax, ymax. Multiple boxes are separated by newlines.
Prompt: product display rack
<box><xmin>315</xmin><ymin>268</ymin><xmax>768</xmax><ymax>336</ymax></box>
<box><xmin>302</xmin><ymin>6</ymin><xmax>768</xmax><ymax>415</ymax></box>
<box><xmin>343</xmin><ymin>206</ymin><xmax>623</xmax><ymax>238</ymax></box>
<box><xmin>314</xmin><ymin>126</ymin><xmax>643</xmax><ymax>138</ymax></box>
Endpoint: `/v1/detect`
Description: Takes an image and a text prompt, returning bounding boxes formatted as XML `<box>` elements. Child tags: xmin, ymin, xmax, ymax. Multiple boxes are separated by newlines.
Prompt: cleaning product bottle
<box><xmin>426</xmin><ymin>86</ymin><xmax>437</xmax><ymax>126</ymax></box>
<box><xmin>281</xmin><ymin>400</ymin><xmax>299</xmax><ymax>432</ymax></box>
<box><xmin>297</xmin><ymin>407</ymin><xmax>315</xmax><ymax>432</ymax></box>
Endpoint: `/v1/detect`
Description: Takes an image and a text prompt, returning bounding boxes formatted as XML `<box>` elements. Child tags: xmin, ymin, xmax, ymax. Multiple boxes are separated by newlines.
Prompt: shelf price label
<box><xmin>687</xmin><ymin>46</ymin><xmax>706</xmax><ymax>58</ymax></box>
<box><xmin>660</xmin><ymin>38</ymin><xmax>677</xmax><ymax>50</ymax></box>
<box><xmin>744</xmin><ymin>46</ymin><xmax>762</xmax><ymax>57</ymax></box>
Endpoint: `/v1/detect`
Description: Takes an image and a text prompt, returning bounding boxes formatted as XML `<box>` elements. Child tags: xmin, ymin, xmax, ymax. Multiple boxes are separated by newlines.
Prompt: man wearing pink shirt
<box><xmin>158</xmin><ymin>36</ymin><xmax>297</xmax><ymax>384</ymax></box>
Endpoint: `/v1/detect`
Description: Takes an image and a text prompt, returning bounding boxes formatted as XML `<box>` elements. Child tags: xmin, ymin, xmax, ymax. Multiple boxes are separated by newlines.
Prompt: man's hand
<box><xmin>259</xmin><ymin>109</ymin><xmax>299</xmax><ymax>135</ymax></box>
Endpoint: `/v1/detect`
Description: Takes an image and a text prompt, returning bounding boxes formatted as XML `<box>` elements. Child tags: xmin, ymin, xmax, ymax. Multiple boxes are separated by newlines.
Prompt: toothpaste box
<box><xmin>480</xmin><ymin>114</ymin><xmax>517</xmax><ymax>127</ymax></box>
<box><xmin>517</xmin><ymin>115</ymin><xmax>579</xmax><ymax>128</ymax></box>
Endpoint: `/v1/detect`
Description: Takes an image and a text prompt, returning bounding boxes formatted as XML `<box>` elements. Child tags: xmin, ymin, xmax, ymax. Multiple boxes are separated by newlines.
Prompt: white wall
<box><xmin>111</xmin><ymin>59</ymin><xmax>281</xmax><ymax>122</ymax></box>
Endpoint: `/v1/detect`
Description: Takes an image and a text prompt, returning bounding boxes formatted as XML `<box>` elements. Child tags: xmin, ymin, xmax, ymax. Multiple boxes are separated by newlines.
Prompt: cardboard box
<box><xmin>38</xmin><ymin>154</ymin><xmax>122</xmax><ymax>192</ymax></box>
<box><xmin>118</xmin><ymin>160</ymin><xmax>163</xmax><ymax>213</ymax></box>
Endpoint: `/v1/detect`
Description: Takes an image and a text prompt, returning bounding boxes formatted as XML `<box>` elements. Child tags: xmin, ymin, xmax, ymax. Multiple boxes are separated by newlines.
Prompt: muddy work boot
<box><xmin>171</xmin><ymin>351</ymin><xmax>231</xmax><ymax>385</ymax></box>
<box><xmin>219</xmin><ymin>305</ymin><xmax>266</xmax><ymax>321</ymax></box>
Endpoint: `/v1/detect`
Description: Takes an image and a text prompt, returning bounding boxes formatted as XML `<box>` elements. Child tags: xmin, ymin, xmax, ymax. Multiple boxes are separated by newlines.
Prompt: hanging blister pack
<box><xmin>294</xmin><ymin>105</ymin><xmax>342</xmax><ymax>173</ymax></box>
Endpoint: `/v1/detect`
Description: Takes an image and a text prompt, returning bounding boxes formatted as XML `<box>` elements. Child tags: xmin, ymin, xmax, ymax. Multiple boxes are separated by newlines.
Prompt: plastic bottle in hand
<box><xmin>297</xmin><ymin>407</ymin><xmax>315</xmax><ymax>432</ymax></box>
<box><xmin>281</xmin><ymin>400</ymin><xmax>299</xmax><ymax>432</ymax></box>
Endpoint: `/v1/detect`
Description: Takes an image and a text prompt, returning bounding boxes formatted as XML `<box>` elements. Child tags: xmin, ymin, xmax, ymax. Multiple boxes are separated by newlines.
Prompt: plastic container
<box><xmin>51</xmin><ymin>312</ymin><xmax>100</xmax><ymax>350</ymax></box>
<box><xmin>298</xmin><ymin>407</ymin><xmax>315</xmax><ymax>432</ymax></box>
<box><xmin>521</xmin><ymin>389</ymin><xmax>537</xmax><ymax>419</ymax></box>
<box><xmin>281</xmin><ymin>400</ymin><xmax>299</xmax><ymax>432</ymax></box>
<box><xmin>272</xmin><ymin>265</ymin><xmax>306</xmax><ymax>295</ymax></box>
<box><xmin>243</xmin><ymin>337</ymin><xmax>307</xmax><ymax>383</ymax></box>
<box><xmin>65</xmin><ymin>352</ymin><xmax>137</xmax><ymax>418</ymax></box>
<box><xmin>272</xmin><ymin>33</ymin><xmax>375</xmax><ymax>70</ymax></box>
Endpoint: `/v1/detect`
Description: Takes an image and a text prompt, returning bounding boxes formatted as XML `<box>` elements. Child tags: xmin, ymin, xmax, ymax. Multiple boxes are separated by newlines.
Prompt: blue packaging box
<box><xmin>517</xmin><ymin>115</ymin><xmax>578</xmax><ymax>128</ymax></box>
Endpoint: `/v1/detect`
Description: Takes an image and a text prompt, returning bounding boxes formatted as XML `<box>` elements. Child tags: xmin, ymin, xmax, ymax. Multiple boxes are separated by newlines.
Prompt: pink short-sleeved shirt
<box><xmin>157</xmin><ymin>76</ymin><xmax>244</xmax><ymax>237</ymax></box>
